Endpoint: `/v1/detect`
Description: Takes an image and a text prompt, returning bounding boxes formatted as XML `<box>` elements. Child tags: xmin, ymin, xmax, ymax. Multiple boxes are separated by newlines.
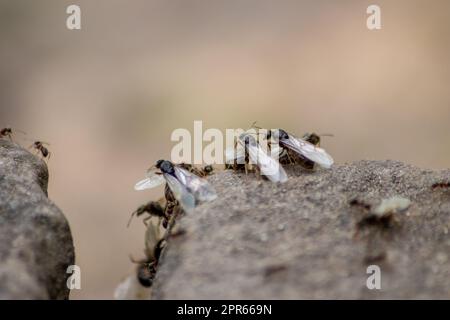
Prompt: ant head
<box><xmin>155</xmin><ymin>159</ymin><xmax>164</xmax><ymax>168</ymax></box>
<box><xmin>156</xmin><ymin>160</ymin><xmax>174</xmax><ymax>174</ymax></box>
<box><xmin>267</xmin><ymin>129</ymin><xmax>286</xmax><ymax>140</ymax></box>
<box><xmin>278</xmin><ymin>129</ymin><xmax>289</xmax><ymax>140</ymax></box>
<box><xmin>137</xmin><ymin>264</ymin><xmax>153</xmax><ymax>288</ymax></box>
<box><xmin>306</xmin><ymin>133</ymin><xmax>321</xmax><ymax>145</ymax></box>
<box><xmin>203</xmin><ymin>165</ymin><xmax>213</xmax><ymax>173</ymax></box>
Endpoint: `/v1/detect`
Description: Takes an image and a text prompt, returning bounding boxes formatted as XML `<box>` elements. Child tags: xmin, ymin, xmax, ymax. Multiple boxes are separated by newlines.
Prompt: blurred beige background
<box><xmin>0</xmin><ymin>0</ymin><xmax>449</xmax><ymax>299</ymax></box>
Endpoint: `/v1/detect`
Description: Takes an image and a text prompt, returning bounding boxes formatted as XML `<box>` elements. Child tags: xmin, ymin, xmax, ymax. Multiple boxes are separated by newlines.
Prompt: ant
<box><xmin>31</xmin><ymin>141</ymin><xmax>51</xmax><ymax>159</ymax></box>
<box><xmin>1</xmin><ymin>128</ymin><xmax>26</xmax><ymax>141</ymax></box>
<box><xmin>0</xmin><ymin>128</ymin><xmax>13</xmax><ymax>140</ymax></box>
<box><xmin>133</xmin><ymin>237</ymin><xmax>166</xmax><ymax>287</ymax></box>
<box><xmin>130</xmin><ymin>218</ymin><xmax>166</xmax><ymax>288</ymax></box>
<box><xmin>127</xmin><ymin>201</ymin><xmax>165</xmax><ymax>227</ymax></box>
<box><xmin>432</xmin><ymin>182</ymin><xmax>450</xmax><ymax>190</ymax></box>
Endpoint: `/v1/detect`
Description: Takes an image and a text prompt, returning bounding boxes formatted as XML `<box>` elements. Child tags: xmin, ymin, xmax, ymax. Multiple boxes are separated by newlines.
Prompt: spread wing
<box><xmin>225</xmin><ymin>145</ymin><xmax>245</xmax><ymax>164</ymax></box>
<box><xmin>134</xmin><ymin>170</ymin><xmax>165</xmax><ymax>190</ymax></box>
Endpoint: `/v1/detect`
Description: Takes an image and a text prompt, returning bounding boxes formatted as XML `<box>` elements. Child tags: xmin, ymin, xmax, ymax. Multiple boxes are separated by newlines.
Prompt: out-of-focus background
<box><xmin>0</xmin><ymin>0</ymin><xmax>449</xmax><ymax>299</ymax></box>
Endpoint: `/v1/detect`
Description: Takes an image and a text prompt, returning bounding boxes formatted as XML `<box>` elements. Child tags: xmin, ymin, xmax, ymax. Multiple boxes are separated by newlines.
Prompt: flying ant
<box><xmin>294</xmin><ymin>133</ymin><xmax>333</xmax><ymax>169</ymax></box>
<box><xmin>225</xmin><ymin>123</ymin><xmax>262</xmax><ymax>172</ymax></box>
<box><xmin>266</xmin><ymin>129</ymin><xmax>334</xmax><ymax>170</ymax></box>
<box><xmin>135</xmin><ymin>159</ymin><xmax>217</xmax><ymax>228</ymax></box>
<box><xmin>239</xmin><ymin>132</ymin><xmax>287</xmax><ymax>182</ymax></box>
<box><xmin>225</xmin><ymin>125</ymin><xmax>287</xmax><ymax>182</ymax></box>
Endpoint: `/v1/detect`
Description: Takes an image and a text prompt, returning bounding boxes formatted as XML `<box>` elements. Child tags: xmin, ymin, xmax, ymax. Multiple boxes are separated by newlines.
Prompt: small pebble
<box><xmin>372</xmin><ymin>196</ymin><xmax>411</xmax><ymax>217</ymax></box>
<box><xmin>260</xmin><ymin>233</ymin><xmax>268</xmax><ymax>242</ymax></box>
<box><xmin>436</xmin><ymin>253</ymin><xmax>447</xmax><ymax>264</ymax></box>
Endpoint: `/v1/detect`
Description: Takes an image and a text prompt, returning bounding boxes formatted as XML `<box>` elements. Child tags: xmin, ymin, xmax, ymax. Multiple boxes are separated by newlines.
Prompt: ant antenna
<box><xmin>250</xmin><ymin>121</ymin><xmax>262</xmax><ymax>129</ymax></box>
<box><xmin>14</xmin><ymin>129</ymin><xmax>27</xmax><ymax>135</ymax></box>
<box><xmin>127</xmin><ymin>210</ymin><xmax>138</xmax><ymax>228</ymax></box>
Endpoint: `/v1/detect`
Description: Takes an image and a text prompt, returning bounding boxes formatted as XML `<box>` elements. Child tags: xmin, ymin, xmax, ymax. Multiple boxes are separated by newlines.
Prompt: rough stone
<box><xmin>152</xmin><ymin>160</ymin><xmax>450</xmax><ymax>299</ymax></box>
<box><xmin>0</xmin><ymin>139</ymin><xmax>75</xmax><ymax>299</ymax></box>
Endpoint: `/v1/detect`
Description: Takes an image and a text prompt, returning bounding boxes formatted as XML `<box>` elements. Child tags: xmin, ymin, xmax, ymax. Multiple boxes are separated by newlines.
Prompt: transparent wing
<box><xmin>174</xmin><ymin>167</ymin><xmax>217</xmax><ymax>203</ymax></box>
<box><xmin>134</xmin><ymin>171</ymin><xmax>165</xmax><ymax>191</ymax></box>
<box><xmin>163</xmin><ymin>173</ymin><xmax>196</xmax><ymax>212</ymax></box>
<box><xmin>269</xmin><ymin>143</ymin><xmax>284</xmax><ymax>159</ymax></box>
<box><xmin>225</xmin><ymin>145</ymin><xmax>245</xmax><ymax>164</ymax></box>
<box><xmin>281</xmin><ymin>135</ymin><xmax>334</xmax><ymax>168</ymax></box>
<box><xmin>241</xmin><ymin>137</ymin><xmax>288</xmax><ymax>183</ymax></box>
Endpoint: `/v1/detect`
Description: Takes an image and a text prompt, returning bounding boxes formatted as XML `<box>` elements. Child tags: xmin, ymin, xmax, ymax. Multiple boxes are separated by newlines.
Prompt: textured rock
<box><xmin>0</xmin><ymin>139</ymin><xmax>75</xmax><ymax>299</ymax></box>
<box><xmin>152</xmin><ymin>160</ymin><xmax>450</xmax><ymax>299</ymax></box>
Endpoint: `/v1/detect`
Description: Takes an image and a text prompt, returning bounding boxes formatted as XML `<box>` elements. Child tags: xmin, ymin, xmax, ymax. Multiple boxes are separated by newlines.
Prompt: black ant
<box><xmin>127</xmin><ymin>201</ymin><xmax>165</xmax><ymax>227</ymax></box>
<box><xmin>130</xmin><ymin>227</ymin><xmax>166</xmax><ymax>288</ymax></box>
<box><xmin>0</xmin><ymin>128</ymin><xmax>13</xmax><ymax>140</ymax></box>
<box><xmin>1</xmin><ymin>127</ymin><xmax>26</xmax><ymax>141</ymax></box>
<box><xmin>31</xmin><ymin>141</ymin><xmax>51</xmax><ymax>159</ymax></box>
<box><xmin>432</xmin><ymin>182</ymin><xmax>450</xmax><ymax>190</ymax></box>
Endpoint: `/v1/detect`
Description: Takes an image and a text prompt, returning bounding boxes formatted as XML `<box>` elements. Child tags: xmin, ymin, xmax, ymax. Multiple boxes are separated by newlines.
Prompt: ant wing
<box><xmin>163</xmin><ymin>173</ymin><xmax>196</xmax><ymax>213</ymax></box>
<box><xmin>268</xmin><ymin>142</ymin><xmax>284</xmax><ymax>159</ymax></box>
<box><xmin>225</xmin><ymin>145</ymin><xmax>245</xmax><ymax>164</ymax></box>
<box><xmin>134</xmin><ymin>170</ymin><xmax>165</xmax><ymax>191</ymax></box>
<box><xmin>242</xmin><ymin>138</ymin><xmax>288</xmax><ymax>183</ymax></box>
<box><xmin>174</xmin><ymin>167</ymin><xmax>217</xmax><ymax>203</ymax></box>
<box><xmin>281</xmin><ymin>134</ymin><xmax>334</xmax><ymax>168</ymax></box>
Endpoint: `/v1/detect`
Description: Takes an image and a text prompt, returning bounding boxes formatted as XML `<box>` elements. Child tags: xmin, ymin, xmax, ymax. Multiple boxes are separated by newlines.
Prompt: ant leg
<box><xmin>288</xmin><ymin>152</ymin><xmax>294</xmax><ymax>164</ymax></box>
<box><xmin>255</xmin><ymin>166</ymin><xmax>261</xmax><ymax>180</ymax></box>
<box><xmin>163</xmin><ymin>203</ymin><xmax>174</xmax><ymax>229</ymax></box>
<box><xmin>127</xmin><ymin>210</ymin><xmax>138</xmax><ymax>228</ymax></box>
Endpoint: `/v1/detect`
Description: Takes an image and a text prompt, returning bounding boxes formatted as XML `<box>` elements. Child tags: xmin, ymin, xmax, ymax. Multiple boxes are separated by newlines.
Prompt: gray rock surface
<box><xmin>153</xmin><ymin>160</ymin><xmax>450</xmax><ymax>299</ymax></box>
<box><xmin>0</xmin><ymin>139</ymin><xmax>75</xmax><ymax>299</ymax></box>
